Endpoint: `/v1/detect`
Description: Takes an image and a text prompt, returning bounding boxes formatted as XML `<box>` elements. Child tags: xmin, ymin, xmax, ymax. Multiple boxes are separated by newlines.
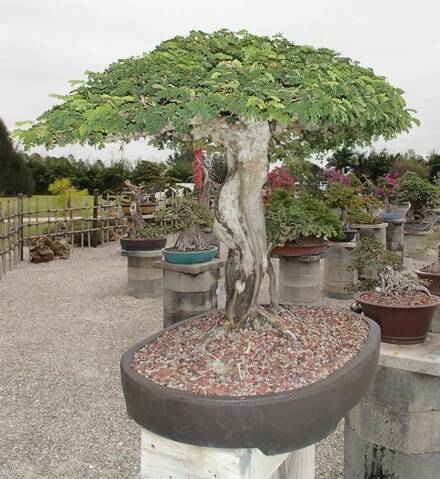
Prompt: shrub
<box><xmin>396</xmin><ymin>171</ymin><xmax>439</xmax><ymax>217</ymax></box>
<box><xmin>265</xmin><ymin>188</ymin><xmax>342</xmax><ymax>244</ymax></box>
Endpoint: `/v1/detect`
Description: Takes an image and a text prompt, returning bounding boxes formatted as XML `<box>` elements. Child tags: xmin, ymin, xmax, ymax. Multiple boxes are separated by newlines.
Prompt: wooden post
<box><xmin>18</xmin><ymin>193</ymin><xmax>24</xmax><ymax>261</ymax></box>
<box><xmin>92</xmin><ymin>189</ymin><xmax>99</xmax><ymax>248</ymax></box>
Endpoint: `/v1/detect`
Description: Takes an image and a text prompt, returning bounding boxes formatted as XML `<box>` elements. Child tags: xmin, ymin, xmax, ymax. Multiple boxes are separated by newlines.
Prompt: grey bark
<box><xmin>193</xmin><ymin>119</ymin><xmax>271</xmax><ymax>326</ymax></box>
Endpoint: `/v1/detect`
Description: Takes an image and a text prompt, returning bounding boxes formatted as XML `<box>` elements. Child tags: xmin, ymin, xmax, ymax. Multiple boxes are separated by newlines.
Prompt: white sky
<box><xmin>1</xmin><ymin>0</ymin><xmax>439</xmax><ymax>163</ymax></box>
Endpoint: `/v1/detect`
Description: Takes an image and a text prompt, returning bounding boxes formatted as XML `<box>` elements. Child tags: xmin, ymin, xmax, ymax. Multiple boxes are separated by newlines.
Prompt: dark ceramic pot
<box><xmin>120</xmin><ymin>312</ymin><xmax>380</xmax><ymax>455</ymax></box>
<box><xmin>120</xmin><ymin>237</ymin><xmax>167</xmax><ymax>251</ymax></box>
<box><xmin>272</xmin><ymin>241</ymin><xmax>328</xmax><ymax>257</ymax></box>
<box><xmin>354</xmin><ymin>292</ymin><xmax>440</xmax><ymax>345</ymax></box>
<box><xmin>330</xmin><ymin>230</ymin><xmax>357</xmax><ymax>243</ymax></box>
<box><xmin>415</xmin><ymin>269</ymin><xmax>440</xmax><ymax>296</ymax></box>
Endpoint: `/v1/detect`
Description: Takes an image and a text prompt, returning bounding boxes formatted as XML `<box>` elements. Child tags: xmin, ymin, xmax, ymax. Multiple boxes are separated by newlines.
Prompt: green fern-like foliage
<box><xmin>15</xmin><ymin>30</ymin><xmax>417</xmax><ymax>152</ymax></box>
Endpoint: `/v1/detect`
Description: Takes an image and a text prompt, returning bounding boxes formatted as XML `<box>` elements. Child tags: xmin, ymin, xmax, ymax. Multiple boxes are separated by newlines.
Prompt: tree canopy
<box><xmin>16</xmin><ymin>29</ymin><xmax>417</xmax><ymax>153</ymax></box>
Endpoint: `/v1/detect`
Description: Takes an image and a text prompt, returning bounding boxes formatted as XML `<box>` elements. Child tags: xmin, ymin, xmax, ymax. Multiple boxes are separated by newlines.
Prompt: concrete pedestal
<box><xmin>385</xmin><ymin>219</ymin><xmax>405</xmax><ymax>264</ymax></box>
<box><xmin>404</xmin><ymin>230</ymin><xmax>431</xmax><ymax>260</ymax></box>
<box><xmin>344</xmin><ymin>334</ymin><xmax>440</xmax><ymax>479</ymax></box>
<box><xmin>140</xmin><ymin>426</ymin><xmax>315</xmax><ymax>479</ymax></box>
<box><xmin>324</xmin><ymin>241</ymin><xmax>357</xmax><ymax>299</ymax></box>
<box><xmin>120</xmin><ymin>249</ymin><xmax>163</xmax><ymax>298</ymax></box>
<box><xmin>431</xmin><ymin>309</ymin><xmax>440</xmax><ymax>333</ymax></box>
<box><xmin>352</xmin><ymin>222</ymin><xmax>387</xmax><ymax>247</ymax></box>
<box><xmin>279</xmin><ymin>255</ymin><xmax>322</xmax><ymax>304</ymax></box>
<box><xmin>154</xmin><ymin>259</ymin><xmax>224</xmax><ymax>327</ymax></box>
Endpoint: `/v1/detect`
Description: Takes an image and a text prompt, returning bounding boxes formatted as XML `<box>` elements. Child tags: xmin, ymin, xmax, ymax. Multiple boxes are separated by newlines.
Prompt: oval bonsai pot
<box><xmin>162</xmin><ymin>246</ymin><xmax>218</xmax><ymax>264</ymax></box>
<box><xmin>272</xmin><ymin>241</ymin><xmax>328</xmax><ymax>257</ymax></box>
<box><xmin>354</xmin><ymin>292</ymin><xmax>440</xmax><ymax>345</ymax></box>
<box><xmin>120</xmin><ymin>313</ymin><xmax>380</xmax><ymax>455</ymax></box>
<box><xmin>415</xmin><ymin>269</ymin><xmax>440</xmax><ymax>296</ymax></box>
<box><xmin>330</xmin><ymin>230</ymin><xmax>357</xmax><ymax>243</ymax></box>
<box><xmin>120</xmin><ymin>237</ymin><xmax>167</xmax><ymax>251</ymax></box>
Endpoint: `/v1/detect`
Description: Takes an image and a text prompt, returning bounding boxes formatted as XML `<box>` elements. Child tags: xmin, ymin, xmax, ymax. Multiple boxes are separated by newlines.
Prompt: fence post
<box><xmin>18</xmin><ymin>193</ymin><xmax>24</xmax><ymax>261</ymax></box>
<box><xmin>92</xmin><ymin>189</ymin><xmax>99</xmax><ymax>248</ymax></box>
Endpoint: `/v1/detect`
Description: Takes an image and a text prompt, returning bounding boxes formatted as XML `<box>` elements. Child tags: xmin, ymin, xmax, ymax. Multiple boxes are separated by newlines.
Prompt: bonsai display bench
<box><xmin>352</xmin><ymin>222</ymin><xmax>387</xmax><ymax>247</ymax></box>
<box><xmin>119</xmin><ymin>249</ymin><xmax>163</xmax><ymax>298</ymax></box>
<box><xmin>279</xmin><ymin>255</ymin><xmax>323</xmax><ymax>304</ymax></box>
<box><xmin>344</xmin><ymin>333</ymin><xmax>440</xmax><ymax>478</ymax></box>
<box><xmin>384</xmin><ymin>218</ymin><xmax>405</xmax><ymax>263</ymax></box>
<box><xmin>140</xmin><ymin>427</ymin><xmax>315</xmax><ymax>479</ymax></box>
<box><xmin>153</xmin><ymin>259</ymin><xmax>224</xmax><ymax>327</ymax></box>
<box><xmin>323</xmin><ymin>241</ymin><xmax>357</xmax><ymax>299</ymax></box>
<box><xmin>404</xmin><ymin>229</ymin><xmax>431</xmax><ymax>260</ymax></box>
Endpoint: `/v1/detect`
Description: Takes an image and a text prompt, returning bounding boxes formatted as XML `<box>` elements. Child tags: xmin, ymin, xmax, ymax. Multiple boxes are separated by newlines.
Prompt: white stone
<box><xmin>140</xmin><ymin>427</ymin><xmax>315</xmax><ymax>479</ymax></box>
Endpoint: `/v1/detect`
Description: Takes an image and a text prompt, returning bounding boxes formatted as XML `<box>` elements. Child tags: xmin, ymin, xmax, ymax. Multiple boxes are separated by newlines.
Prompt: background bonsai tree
<box><xmin>396</xmin><ymin>171</ymin><xmax>439</xmax><ymax>221</ymax></box>
<box><xmin>265</xmin><ymin>188</ymin><xmax>342</xmax><ymax>305</ymax></box>
<box><xmin>16</xmin><ymin>30</ymin><xmax>417</xmax><ymax>328</ymax></box>
<box><xmin>154</xmin><ymin>194</ymin><xmax>213</xmax><ymax>251</ymax></box>
<box><xmin>124</xmin><ymin>180</ymin><xmax>146</xmax><ymax>239</ymax></box>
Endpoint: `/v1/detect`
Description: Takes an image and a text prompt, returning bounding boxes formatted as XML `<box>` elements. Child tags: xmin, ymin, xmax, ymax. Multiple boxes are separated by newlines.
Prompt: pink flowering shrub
<box><xmin>326</xmin><ymin>168</ymin><xmax>351</xmax><ymax>187</ymax></box>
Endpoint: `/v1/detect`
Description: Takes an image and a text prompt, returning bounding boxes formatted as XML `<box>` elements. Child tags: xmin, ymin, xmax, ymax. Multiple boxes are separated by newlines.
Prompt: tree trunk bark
<box><xmin>193</xmin><ymin>119</ymin><xmax>271</xmax><ymax>327</ymax></box>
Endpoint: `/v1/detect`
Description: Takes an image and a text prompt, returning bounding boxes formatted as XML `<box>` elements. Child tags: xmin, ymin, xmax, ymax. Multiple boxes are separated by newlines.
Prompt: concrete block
<box><xmin>345</xmin><ymin>423</ymin><xmax>440</xmax><ymax>479</ymax></box>
<box><xmin>347</xmin><ymin>399</ymin><xmax>440</xmax><ymax>454</ymax></box>
<box><xmin>279</xmin><ymin>284</ymin><xmax>321</xmax><ymax>304</ymax></box>
<box><xmin>163</xmin><ymin>269</ymin><xmax>219</xmax><ymax>293</ymax></box>
<box><xmin>430</xmin><ymin>307</ymin><xmax>440</xmax><ymax>333</ymax></box>
<box><xmin>344</xmin><ymin>333</ymin><xmax>440</xmax><ymax>478</ymax></box>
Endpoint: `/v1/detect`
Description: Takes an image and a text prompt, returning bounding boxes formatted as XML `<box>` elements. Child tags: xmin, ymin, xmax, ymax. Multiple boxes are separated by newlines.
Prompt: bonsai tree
<box><xmin>124</xmin><ymin>180</ymin><xmax>147</xmax><ymax>239</ymax></box>
<box><xmin>154</xmin><ymin>194</ymin><xmax>214</xmax><ymax>251</ymax></box>
<box><xmin>395</xmin><ymin>171</ymin><xmax>439</xmax><ymax>221</ymax></box>
<box><xmin>351</xmin><ymin>237</ymin><xmax>402</xmax><ymax>290</ymax></box>
<box><xmin>15</xmin><ymin>30</ymin><xmax>417</xmax><ymax>328</ymax></box>
<box><xmin>265</xmin><ymin>188</ymin><xmax>342</xmax><ymax>305</ymax></box>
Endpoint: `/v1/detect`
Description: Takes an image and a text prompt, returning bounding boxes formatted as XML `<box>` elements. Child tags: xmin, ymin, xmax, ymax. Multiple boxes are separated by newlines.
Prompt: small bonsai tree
<box><xmin>396</xmin><ymin>171</ymin><xmax>439</xmax><ymax>221</ymax></box>
<box><xmin>15</xmin><ymin>30</ymin><xmax>417</xmax><ymax>328</ymax></box>
<box><xmin>265</xmin><ymin>188</ymin><xmax>342</xmax><ymax>305</ymax></box>
<box><xmin>155</xmin><ymin>194</ymin><xmax>214</xmax><ymax>251</ymax></box>
<box><xmin>351</xmin><ymin>237</ymin><xmax>402</xmax><ymax>290</ymax></box>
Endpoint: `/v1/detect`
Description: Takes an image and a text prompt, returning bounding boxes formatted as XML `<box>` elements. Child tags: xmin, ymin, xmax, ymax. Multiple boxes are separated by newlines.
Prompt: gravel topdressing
<box><xmin>360</xmin><ymin>291</ymin><xmax>438</xmax><ymax>306</ymax></box>
<box><xmin>131</xmin><ymin>305</ymin><xmax>369</xmax><ymax>397</ymax></box>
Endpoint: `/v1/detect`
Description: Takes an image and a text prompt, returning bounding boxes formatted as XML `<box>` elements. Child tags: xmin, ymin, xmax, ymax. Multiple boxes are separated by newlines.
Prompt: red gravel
<box><xmin>360</xmin><ymin>291</ymin><xmax>437</xmax><ymax>306</ymax></box>
<box><xmin>131</xmin><ymin>306</ymin><xmax>369</xmax><ymax>397</ymax></box>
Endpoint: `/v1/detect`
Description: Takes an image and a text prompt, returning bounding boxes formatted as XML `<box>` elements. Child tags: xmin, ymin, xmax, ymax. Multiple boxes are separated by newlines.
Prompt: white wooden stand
<box><xmin>140</xmin><ymin>427</ymin><xmax>315</xmax><ymax>479</ymax></box>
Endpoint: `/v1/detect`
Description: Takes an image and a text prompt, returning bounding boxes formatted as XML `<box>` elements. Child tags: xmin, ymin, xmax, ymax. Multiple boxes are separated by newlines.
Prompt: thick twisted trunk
<box><xmin>193</xmin><ymin>120</ymin><xmax>271</xmax><ymax>327</ymax></box>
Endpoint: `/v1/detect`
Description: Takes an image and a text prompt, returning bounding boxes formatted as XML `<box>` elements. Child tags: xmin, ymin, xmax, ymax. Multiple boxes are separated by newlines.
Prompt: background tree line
<box><xmin>2</xmin><ymin>116</ymin><xmax>440</xmax><ymax>197</ymax></box>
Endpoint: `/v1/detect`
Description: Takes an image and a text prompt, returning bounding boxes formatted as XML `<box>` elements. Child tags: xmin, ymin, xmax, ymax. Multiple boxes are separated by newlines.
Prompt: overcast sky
<box><xmin>1</xmin><ymin>0</ymin><xmax>439</xmax><ymax>163</ymax></box>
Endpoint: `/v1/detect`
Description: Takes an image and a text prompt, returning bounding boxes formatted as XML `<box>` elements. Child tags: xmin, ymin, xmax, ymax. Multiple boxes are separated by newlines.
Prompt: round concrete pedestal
<box><xmin>345</xmin><ymin>335</ymin><xmax>440</xmax><ymax>478</ymax></box>
<box><xmin>279</xmin><ymin>255</ymin><xmax>322</xmax><ymax>304</ymax></box>
<box><xmin>352</xmin><ymin>222</ymin><xmax>387</xmax><ymax>247</ymax></box>
<box><xmin>385</xmin><ymin>219</ymin><xmax>405</xmax><ymax>265</ymax></box>
<box><xmin>404</xmin><ymin>230</ymin><xmax>431</xmax><ymax>260</ymax></box>
<box><xmin>120</xmin><ymin>249</ymin><xmax>163</xmax><ymax>298</ymax></box>
<box><xmin>324</xmin><ymin>242</ymin><xmax>357</xmax><ymax>299</ymax></box>
<box><xmin>153</xmin><ymin>259</ymin><xmax>224</xmax><ymax>327</ymax></box>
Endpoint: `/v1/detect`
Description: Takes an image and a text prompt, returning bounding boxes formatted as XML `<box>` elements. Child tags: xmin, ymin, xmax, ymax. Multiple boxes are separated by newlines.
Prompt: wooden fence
<box><xmin>0</xmin><ymin>190</ymin><xmax>128</xmax><ymax>276</ymax></box>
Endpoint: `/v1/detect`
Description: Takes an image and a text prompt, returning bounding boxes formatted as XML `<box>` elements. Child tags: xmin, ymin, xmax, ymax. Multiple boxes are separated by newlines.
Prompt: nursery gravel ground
<box><xmin>0</xmin><ymin>243</ymin><xmax>431</xmax><ymax>478</ymax></box>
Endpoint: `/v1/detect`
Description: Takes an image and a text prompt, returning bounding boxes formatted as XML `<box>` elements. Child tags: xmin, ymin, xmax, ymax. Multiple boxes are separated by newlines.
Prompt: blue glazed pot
<box><xmin>378</xmin><ymin>211</ymin><xmax>401</xmax><ymax>221</ymax></box>
<box><xmin>162</xmin><ymin>246</ymin><xmax>218</xmax><ymax>264</ymax></box>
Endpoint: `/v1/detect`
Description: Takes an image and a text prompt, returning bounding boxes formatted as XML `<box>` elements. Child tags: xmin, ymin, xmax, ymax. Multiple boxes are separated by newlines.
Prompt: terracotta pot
<box><xmin>354</xmin><ymin>292</ymin><xmax>440</xmax><ymax>345</ymax></box>
<box><xmin>120</xmin><ymin>237</ymin><xmax>167</xmax><ymax>251</ymax></box>
<box><xmin>121</xmin><ymin>312</ymin><xmax>380</xmax><ymax>455</ymax></box>
<box><xmin>415</xmin><ymin>269</ymin><xmax>440</xmax><ymax>296</ymax></box>
<box><xmin>272</xmin><ymin>241</ymin><xmax>328</xmax><ymax>257</ymax></box>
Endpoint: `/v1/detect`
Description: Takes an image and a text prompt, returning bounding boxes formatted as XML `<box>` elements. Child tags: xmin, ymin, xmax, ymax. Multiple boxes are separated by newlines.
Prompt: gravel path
<box><xmin>3</xmin><ymin>241</ymin><xmax>417</xmax><ymax>478</ymax></box>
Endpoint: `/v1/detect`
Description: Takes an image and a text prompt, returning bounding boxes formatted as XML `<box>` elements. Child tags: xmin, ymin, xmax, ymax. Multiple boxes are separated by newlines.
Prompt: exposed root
<box><xmin>255</xmin><ymin>305</ymin><xmax>298</xmax><ymax>341</ymax></box>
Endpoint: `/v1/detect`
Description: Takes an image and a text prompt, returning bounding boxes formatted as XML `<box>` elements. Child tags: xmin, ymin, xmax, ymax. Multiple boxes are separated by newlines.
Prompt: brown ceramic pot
<box><xmin>272</xmin><ymin>240</ymin><xmax>328</xmax><ymax>257</ymax></box>
<box><xmin>354</xmin><ymin>292</ymin><xmax>440</xmax><ymax>345</ymax></box>
<box><xmin>415</xmin><ymin>269</ymin><xmax>440</xmax><ymax>296</ymax></box>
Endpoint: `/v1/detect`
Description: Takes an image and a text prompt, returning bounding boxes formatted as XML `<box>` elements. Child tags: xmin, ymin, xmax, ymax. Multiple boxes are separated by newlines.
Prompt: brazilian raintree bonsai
<box><xmin>16</xmin><ymin>30</ymin><xmax>418</xmax><ymax>458</ymax></box>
